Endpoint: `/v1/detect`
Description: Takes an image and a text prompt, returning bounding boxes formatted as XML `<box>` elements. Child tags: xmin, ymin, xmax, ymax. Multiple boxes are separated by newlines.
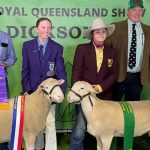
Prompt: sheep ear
<box><xmin>39</xmin><ymin>84</ymin><xmax>44</xmax><ymax>89</ymax></box>
<box><xmin>84</xmin><ymin>82</ymin><xmax>95</xmax><ymax>93</ymax></box>
<box><xmin>58</xmin><ymin>79</ymin><xmax>65</xmax><ymax>85</ymax></box>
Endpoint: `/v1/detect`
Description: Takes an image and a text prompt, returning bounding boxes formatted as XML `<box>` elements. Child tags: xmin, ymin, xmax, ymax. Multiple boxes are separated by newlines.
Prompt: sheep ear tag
<box><xmin>0</xmin><ymin>102</ymin><xmax>9</xmax><ymax>110</ymax></box>
<box><xmin>58</xmin><ymin>79</ymin><xmax>65</xmax><ymax>85</ymax></box>
<box><xmin>39</xmin><ymin>84</ymin><xmax>44</xmax><ymax>89</ymax></box>
<box><xmin>0</xmin><ymin>66</ymin><xmax>9</xmax><ymax>110</ymax></box>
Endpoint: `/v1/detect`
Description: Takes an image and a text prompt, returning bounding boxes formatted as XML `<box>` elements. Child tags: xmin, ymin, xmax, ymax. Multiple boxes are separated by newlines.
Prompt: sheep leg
<box><xmin>96</xmin><ymin>137</ymin><xmax>102</xmax><ymax>150</ymax></box>
<box><xmin>101</xmin><ymin>136</ymin><xmax>113</xmax><ymax>150</ymax></box>
<box><xmin>24</xmin><ymin>135</ymin><xmax>36</xmax><ymax>150</ymax></box>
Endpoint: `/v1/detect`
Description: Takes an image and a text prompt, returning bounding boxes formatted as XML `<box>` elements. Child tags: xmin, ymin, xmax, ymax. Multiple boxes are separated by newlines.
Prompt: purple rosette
<box><xmin>0</xmin><ymin>66</ymin><xmax>8</xmax><ymax>103</ymax></box>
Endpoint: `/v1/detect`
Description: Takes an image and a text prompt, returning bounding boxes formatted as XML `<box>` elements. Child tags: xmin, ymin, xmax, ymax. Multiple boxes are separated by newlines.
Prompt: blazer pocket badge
<box><xmin>108</xmin><ymin>59</ymin><xmax>113</xmax><ymax>67</ymax></box>
<box><xmin>47</xmin><ymin>62</ymin><xmax>55</xmax><ymax>77</ymax></box>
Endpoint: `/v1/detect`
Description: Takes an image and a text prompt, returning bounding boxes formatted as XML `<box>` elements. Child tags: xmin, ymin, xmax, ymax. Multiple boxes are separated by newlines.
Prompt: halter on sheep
<box><xmin>0</xmin><ymin>78</ymin><xmax>65</xmax><ymax>150</ymax></box>
<box><xmin>67</xmin><ymin>81</ymin><xmax>150</xmax><ymax>150</ymax></box>
<box><xmin>39</xmin><ymin>78</ymin><xmax>64</xmax><ymax>103</ymax></box>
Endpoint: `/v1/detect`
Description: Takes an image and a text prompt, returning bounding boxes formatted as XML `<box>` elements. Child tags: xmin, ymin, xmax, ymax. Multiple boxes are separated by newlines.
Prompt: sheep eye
<box><xmin>81</xmin><ymin>87</ymin><xmax>84</xmax><ymax>90</ymax></box>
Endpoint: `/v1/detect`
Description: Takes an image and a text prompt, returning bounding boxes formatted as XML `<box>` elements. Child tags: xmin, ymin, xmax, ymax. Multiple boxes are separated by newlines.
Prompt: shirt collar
<box><xmin>37</xmin><ymin>38</ymin><xmax>48</xmax><ymax>50</ymax></box>
<box><xmin>128</xmin><ymin>19</ymin><xmax>141</xmax><ymax>28</ymax></box>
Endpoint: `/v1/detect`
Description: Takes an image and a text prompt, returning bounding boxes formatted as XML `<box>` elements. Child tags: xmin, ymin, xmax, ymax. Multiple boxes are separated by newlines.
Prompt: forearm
<box><xmin>4</xmin><ymin>56</ymin><xmax>17</xmax><ymax>67</ymax></box>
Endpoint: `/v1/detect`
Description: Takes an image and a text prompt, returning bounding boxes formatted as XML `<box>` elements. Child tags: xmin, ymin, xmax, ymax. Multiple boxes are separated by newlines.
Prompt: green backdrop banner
<box><xmin>1</xmin><ymin>0</ymin><xmax>150</xmax><ymax>131</ymax></box>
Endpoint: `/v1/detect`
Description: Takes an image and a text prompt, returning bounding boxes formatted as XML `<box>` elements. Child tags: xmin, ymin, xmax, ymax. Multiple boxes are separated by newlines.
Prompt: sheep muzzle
<box><xmin>69</xmin><ymin>89</ymin><xmax>91</xmax><ymax>105</ymax></box>
<box><xmin>42</xmin><ymin>84</ymin><xmax>63</xmax><ymax>103</ymax></box>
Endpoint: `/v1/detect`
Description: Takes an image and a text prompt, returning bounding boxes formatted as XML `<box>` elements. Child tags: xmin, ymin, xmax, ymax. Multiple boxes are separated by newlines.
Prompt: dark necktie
<box><xmin>128</xmin><ymin>24</ymin><xmax>137</xmax><ymax>69</ymax></box>
<box><xmin>39</xmin><ymin>45</ymin><xmax>44</xmax><ymax>64</ymax></box>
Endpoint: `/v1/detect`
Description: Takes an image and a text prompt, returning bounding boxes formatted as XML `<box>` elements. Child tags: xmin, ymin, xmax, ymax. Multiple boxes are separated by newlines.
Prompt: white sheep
<box><xmin>0</xmin><ymin>78</ymin><xmax>65</xmax><ymax>150</ymax></box>
<box><xmin>67</xmin><ymin>81</ymin><xmax>150</xmax><ymax>150</ymax></box>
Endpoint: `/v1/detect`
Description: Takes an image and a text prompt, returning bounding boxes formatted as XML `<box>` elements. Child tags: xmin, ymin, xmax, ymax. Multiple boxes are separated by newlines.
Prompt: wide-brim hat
<box><xmin>84</xmin><ymin>18</ymin><xmax>115</xmax><ymax>40</ymax></box>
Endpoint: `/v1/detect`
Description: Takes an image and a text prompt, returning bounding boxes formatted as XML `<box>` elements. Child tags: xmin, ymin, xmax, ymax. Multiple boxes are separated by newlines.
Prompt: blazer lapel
<box><xmin>32</xmin><ymin>38</ymin><xmax>41</xmax><ymax>70</ymax></box>
<box><xmin>141</xmin><ymin>23</ymin><xmax>149</xmax><ymax>68</ymax></box>
<box><xmin>123</xmin><ymin>20</ymin><xmax>128</xmax><ymax>58</ymax></box>
<box><xmin>40</xmin><ymin>38</ymin><xmax>54</xmax><ymax>72</ymax></box>
<box><xmin>88</xmin><ymin>42</ymin><xmax>97</xmax><ymax>73</ymax></box>
<box><xmin>97</xmin><ymin>47</ymin><xmax>106</xmax><ymax>75</ymax></box>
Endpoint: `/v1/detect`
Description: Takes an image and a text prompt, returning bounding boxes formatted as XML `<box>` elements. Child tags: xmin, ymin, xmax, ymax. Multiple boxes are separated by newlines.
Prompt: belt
<box><xmin>127</xmin><ymin>72</ymin><xmax>140</xmax><ymax>75</ymax></box>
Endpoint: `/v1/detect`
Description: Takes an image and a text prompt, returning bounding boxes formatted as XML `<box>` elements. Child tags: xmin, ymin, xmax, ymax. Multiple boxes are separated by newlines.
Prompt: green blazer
<box><xmin>106</xmin><ymin>20</ymin><xmax>150</xmax><ymax>85</ymax></box>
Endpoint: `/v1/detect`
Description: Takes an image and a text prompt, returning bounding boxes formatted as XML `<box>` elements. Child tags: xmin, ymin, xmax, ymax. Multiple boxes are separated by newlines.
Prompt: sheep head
<box><xmin>67</xmin><ymin>81</ymin><xmax>95</xmax><ymax>103</ymax></box>
<box><xmin>38</xmin><ymin>78</ymin><xmax>65</xmax><ymax>103</ymax></box>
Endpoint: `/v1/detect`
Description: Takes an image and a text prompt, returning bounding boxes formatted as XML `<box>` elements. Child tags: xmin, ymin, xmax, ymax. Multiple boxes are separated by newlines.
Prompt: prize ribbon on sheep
<box><xmin>10</xmin><ymin>95</ymin><xmax>25</xmax><ymax>150</ymax></box>
<box><xmin>0</xmin><ymin>66</ymin><xmax>9</xmax><ymax>109</ymax></box>
<box><xmin>120</xmin><ymin>101</ymin><xmax>135</xmax><ymax>150</ymax></box>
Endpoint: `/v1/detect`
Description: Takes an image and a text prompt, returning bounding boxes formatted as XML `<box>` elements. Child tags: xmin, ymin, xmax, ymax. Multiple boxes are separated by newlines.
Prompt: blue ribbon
<box><xmin>10</xmin><ymin>97</ymin><xmax>18</xmax><ymax>150</ymax></box>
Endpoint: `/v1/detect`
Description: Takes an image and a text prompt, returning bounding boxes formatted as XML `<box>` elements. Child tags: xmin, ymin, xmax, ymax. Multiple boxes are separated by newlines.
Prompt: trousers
<box><xmin>35</xmin><ymin>104</ymin><xmax>57</xmax><ymax>150</ymax></box>
<box><xmin>69</xmin><ymin>105</ymin><xmax>87</xmax><ymax>150</ymax></box>
<box><xmin>113</xmin><ymin>73</ymin><xmax>142</xmax><ymax>101</ymax></box>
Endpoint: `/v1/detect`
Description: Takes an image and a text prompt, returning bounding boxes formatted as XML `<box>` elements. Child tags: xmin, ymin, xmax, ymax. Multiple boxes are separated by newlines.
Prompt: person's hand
<box><xmin>92</xmin><ymin>85</ymin><xmax>102</xmax><ymax>93</ymax></box>
<box><xmin>0</xmin><ymin>62</ymin><xmax>7</xmax><ymax>68</ymax></box>
<box><xmin>24</xmin><ymin>92</ymin><xmax>29</xmax><ymax>96</ymax></box>
<box><xmin>92</xmin><ymin>85</ymin><xmax>100</xmax><ymax>93</ymax></box>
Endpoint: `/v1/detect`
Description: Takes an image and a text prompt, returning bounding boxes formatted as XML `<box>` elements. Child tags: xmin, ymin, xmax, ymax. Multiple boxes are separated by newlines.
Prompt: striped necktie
<box><xmin>39</xmin><ymin>45</ymin><xmax>44</xmax><ymax>63</ymax></box>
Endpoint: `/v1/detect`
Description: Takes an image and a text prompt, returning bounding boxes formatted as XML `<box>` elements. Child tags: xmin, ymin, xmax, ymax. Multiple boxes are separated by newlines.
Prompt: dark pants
<box><xmin>69</xmin><ymin>105</ymin><xmax>87</xmax><ymax>150</ymax></box>
<box><xmin>113</xmin><ymin>72</ymin><xmax>142</xmax><ymax>101</ymax></box>
<box><xmin>112</xmin><ymin>72</ymin><xmax>142</xmax><ymax>148</ymax></box>
<box><xmin>0</xmin><ymin>142</ymin><xmax>8</xmax><ymax>150</ymax></box>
